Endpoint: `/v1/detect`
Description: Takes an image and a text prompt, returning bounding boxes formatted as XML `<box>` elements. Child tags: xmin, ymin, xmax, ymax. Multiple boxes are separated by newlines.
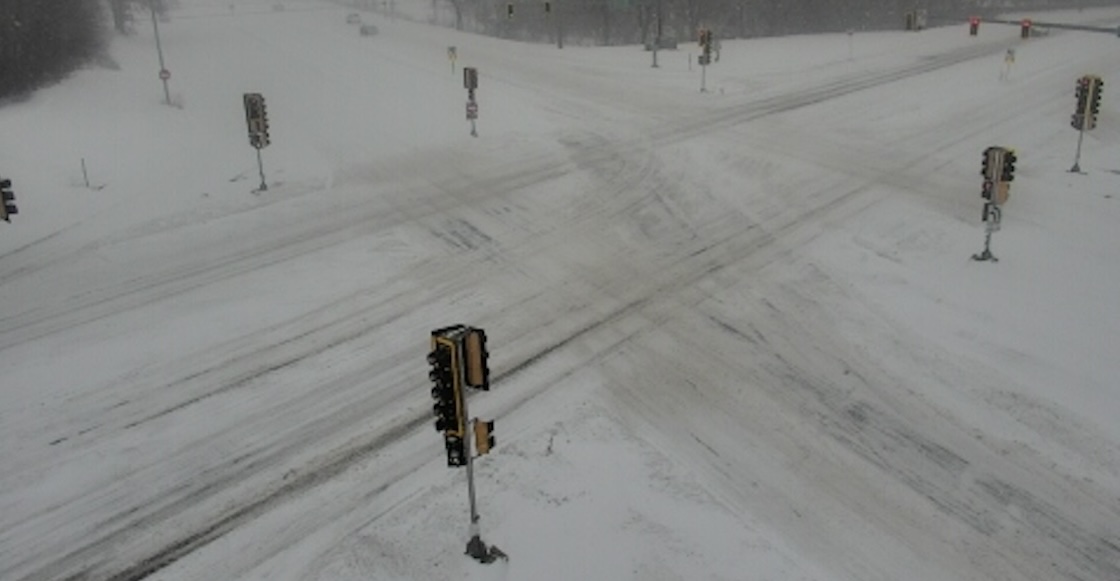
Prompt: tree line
<box><xmin>0</xmin><ymin>0</ymin><xmax>168</xmax><ymax>101</ymax></box>
<box><xmin>430</xmin><ymin>0</ymin><xmax>1114</xmax><ymax>46</ymax></box>
<box><xmin>1</xmin><ymin>0</ymin><xmax>104</xmax><ymax>100</ymax></box>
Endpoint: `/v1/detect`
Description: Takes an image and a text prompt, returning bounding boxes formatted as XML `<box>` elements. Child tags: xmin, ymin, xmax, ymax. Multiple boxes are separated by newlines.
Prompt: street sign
<box><xmin>159</xmin><ymin>69</ymin><xmax>171</xmax><ymax>81</ymax></box>
<box><xmin>466</xmin><ymin>101</ymin><xmax>478</xmax><ymax>120</ymax></box>
<box><xmin>448</xmin><ymin>46</ymin><xmax>457</xmax><ymax>61</ymax></box>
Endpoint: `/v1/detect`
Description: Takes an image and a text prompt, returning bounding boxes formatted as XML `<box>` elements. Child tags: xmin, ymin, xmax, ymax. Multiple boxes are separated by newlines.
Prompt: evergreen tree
<box><xmin>1</xmin><ymin>0</ymin><xmax>105</xmax><ymax>100</ymax></box>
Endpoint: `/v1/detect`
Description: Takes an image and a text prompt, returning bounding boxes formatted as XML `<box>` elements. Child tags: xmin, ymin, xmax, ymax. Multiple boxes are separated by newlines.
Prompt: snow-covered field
<box><xmin>1</xmin><ymin>2</ymin><xmax>1118</xmax><ymax>580</ymax></box>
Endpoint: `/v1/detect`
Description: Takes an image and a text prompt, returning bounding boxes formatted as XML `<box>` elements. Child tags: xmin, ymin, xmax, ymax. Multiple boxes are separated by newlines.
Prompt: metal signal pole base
<box><xmin>466</xmin><ymin>534</ymin><xmax>492</xmax><ymax>562</ymax></box>
<box><xmin>971</xmin><ymin>250</ymin><xmax>998</xmax><ymax>262</ymax></box>
<box><xmin>465</xmin><ymin>534</ymin><xmax>508</xmax><ymax>563</ymax></box>
<box><xmin>1068</xmin><ymin>162</ymin><xmax>1082</xmax><ymax>174</ymax></box>
<box><xmin>255</xmin><ymin>147</ymin><xmax>268</xmax><ymax>192</ymax></box>
<box><xmin>972</xmin><ymin>232</ymin><xmax>998</xmax><ymax>262</ymax></box>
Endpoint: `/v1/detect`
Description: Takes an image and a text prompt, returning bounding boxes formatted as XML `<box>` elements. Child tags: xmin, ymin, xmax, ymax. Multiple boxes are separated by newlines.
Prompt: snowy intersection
<box><xmin>1</xmin><ymin>2</ymin><xmax>1119</xmax><ymax>580</ymax></box>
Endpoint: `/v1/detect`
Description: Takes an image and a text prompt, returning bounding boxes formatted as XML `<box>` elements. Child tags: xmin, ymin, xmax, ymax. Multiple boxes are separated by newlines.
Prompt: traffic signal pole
<box><xmin>256</xmin><ymin>147</ymin><xmax>268</xmax><ymax>192</ymax></box>
<box><xmin>1070</xmin><ymin>122</ymin><xmax>1086</xmax><ymax>173</ymax></box>
<box><xmin>430</xmin><ymin>326</ymin><xmax>503</xmax><ymax>563</ymax></box>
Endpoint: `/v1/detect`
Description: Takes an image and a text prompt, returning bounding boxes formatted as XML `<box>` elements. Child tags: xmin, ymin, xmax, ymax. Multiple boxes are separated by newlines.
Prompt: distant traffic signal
<box><xmin>243</xmin><ymin>93</ymin><xmax>270</xmax><ymax>149</ymax></box>
<box><xmin>1001</xmin><ymin>149</ymin><xmax>1016</xmax><ymax>182</ymax></box>
<box><xmin>445</xmin><ymin>435</ymin><xmax>467</xmax><ymax>467</ymax></box>
<box><xmin>429</xmin><ymin>338</ymin><xmax>465</xmax><ymax>437</ymax></box>
<box><xmin>0</xmin><ymin>178</ymin><xmax>16</xmax><ymax>222</ymax></box>
<box><xmin>1089</xmin><ymin>77</ymin><xmax>1103</xmax><ymax>126</ymax></box>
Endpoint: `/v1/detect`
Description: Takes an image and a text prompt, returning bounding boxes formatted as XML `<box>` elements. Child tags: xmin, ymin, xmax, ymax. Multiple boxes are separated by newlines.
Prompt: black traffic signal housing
<box><xmin>260</xmin><ymin>100</ymin><xmax>271</xmax><ymax>146</ymax></box>
<box><xmin>463</xmin><ymin>67</ymin><xmax>478</xmax><ymax>90</ymax></box>
<box><xmin>474</xmin><ymin>419</ymin><xmax>495</xmax><ymax>455</ymax></box>
<box><xmin>243</xmin><ymin>93</ymin><xmax>271</xmax><ymax>149</ymax></box>
<box><xmin>1072</xmin><ymin>76</ymin><xmax>1091</xmax><ymax>130</ymax></box>
<box><xmin>429</xmin><ymin>339</ymin><xmax>464</xmax><ymax>435</ymax></box>
<box><xmin>429</xmin><ymin>337</ymin><xmax>468</xmax><ymax>467</ymax></box>
<box><xmin>445</xmin><ymin>434</ymin><xmax>467</xmax><ymax>467</ymax></box>
<box><xmin>0</xmin><ymin>178</ymin><xmax>16</xmax><ymax>222</ymax></box>
<box><xmin>1089</xmin><ymin>77</ymin><xmax>1103</xmax><ymax>120</ymax></box>
<box><xmin>506</xmin><ymin>3</ymin><xmax>513</xmax><ymax>19</ymax></box>
<box><xmin>981</xmin><ymin>179</ymin><xmax>993</xmax><ymax>201</ymax></box>
<box><xmin>1000</xmin><ymin>149</ymin><xmax>1016</xmax><ymax>182</ymax></box>
<box><xmin>981</xmin><ymin>146</ymin><xmax>994</xmax><ymax>179</ymax></box>
<box><xmin>544</xmin><ymin>1</ymin><xmax>550</xmax><ymax>14</ymax></box>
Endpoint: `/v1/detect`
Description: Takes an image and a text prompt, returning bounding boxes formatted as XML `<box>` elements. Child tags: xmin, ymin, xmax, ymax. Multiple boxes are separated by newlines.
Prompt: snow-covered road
<box><xmin>1</xmin><ymin>2</ymin><xmax>1118</xmax><ymax>579</ymax></box>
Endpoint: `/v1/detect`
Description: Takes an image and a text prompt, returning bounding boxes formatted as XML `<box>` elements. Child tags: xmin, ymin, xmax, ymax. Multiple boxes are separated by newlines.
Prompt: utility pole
<box><xmin>149</xmin><ymin>0</ymin><xmax>171</xmax><ymax>106</ymax></box>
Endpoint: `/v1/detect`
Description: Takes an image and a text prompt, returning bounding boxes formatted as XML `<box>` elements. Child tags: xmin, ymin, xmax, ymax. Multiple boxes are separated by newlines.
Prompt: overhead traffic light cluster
<box><xmin>429</xmin><ymin>326</ymin><xmax>492</xmax><ymax>468</ymax></box>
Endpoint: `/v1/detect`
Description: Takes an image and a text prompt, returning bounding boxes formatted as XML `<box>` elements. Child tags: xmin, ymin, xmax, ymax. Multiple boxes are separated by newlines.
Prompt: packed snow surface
<box><xmin>1</xmin><ymin>2</ymin><xmax>1118</xmax><ymax>580</ymax></box>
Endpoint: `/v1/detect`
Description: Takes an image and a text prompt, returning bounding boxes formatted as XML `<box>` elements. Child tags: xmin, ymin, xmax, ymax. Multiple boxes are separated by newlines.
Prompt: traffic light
<box><xmin>430</xmin><ymin>335</ymin><xmax>468</xmax><ymax>467</ymax></box>
<box><xmin>463</xmin><ymin>67</ymin><xmax>478</xmax><ymax>90</ymax></box>
<box><xmin>428</xmin><ymin>338</ymin><xmax>464</xmax><ymax>436</ymax></box>
<box><xmin>506</xmin><ymin>3</ymin><xmax>513</xmax><ymax>19</ymax></box>
<box><xmin>445</xmin><ymin>434</ymin><xmax>467</xmax><ymax>466</ymax></box>
<box><xmin>981</xmin><ymin>147</ymin><xmax>993</xmax><ymax>179</ymax></box>
<box><xmin>968</xmin><ymin>16</ymin><xmax>979</xmax><ymax>36</ymax></box>
<box><xmin>981</xmin><ymin>179</ymin><xmax>993</xmax><ymax>201</ymax></box>
<box><xmin>463</xmin><ymin>328</ymin><xmax>490</xmax><ymax>391</ymax></box>
<box><xmin>474</xmin><ymin>419</ymin><xmax>495</xmax><ymax>455</ymax></box>
<box><xmin>1089</xmin><ymin>77</ymin><xmax>1103</xmax><ymax>120</ymax></box>
<box><xmin>260</xmin><ymin>100</ymin><xmax>271</xmax><ymax>146</ymax></box>
<box><xmin>1001</xmin><ymin>149</ymin><xmax>1016</xmax><ymax>182</ymax></box>
<box><xmin>544</xmin><ymin>1</ymin><xmax>550</xmax><ymax>13</ymax></box>
<box><xmin>0</xmin><ymin>178</ymin><xmax>16</xmax><ymax>222</ymax></box>
<box><xmin>1077</xmin><ymin>77</ymin><xmax>1090</xmax><ymax>111</ymax></box>
<box><xmin>243</xmin><ymin>93</ymin><xmax>270</xmax><ymax>149</ymax></box>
